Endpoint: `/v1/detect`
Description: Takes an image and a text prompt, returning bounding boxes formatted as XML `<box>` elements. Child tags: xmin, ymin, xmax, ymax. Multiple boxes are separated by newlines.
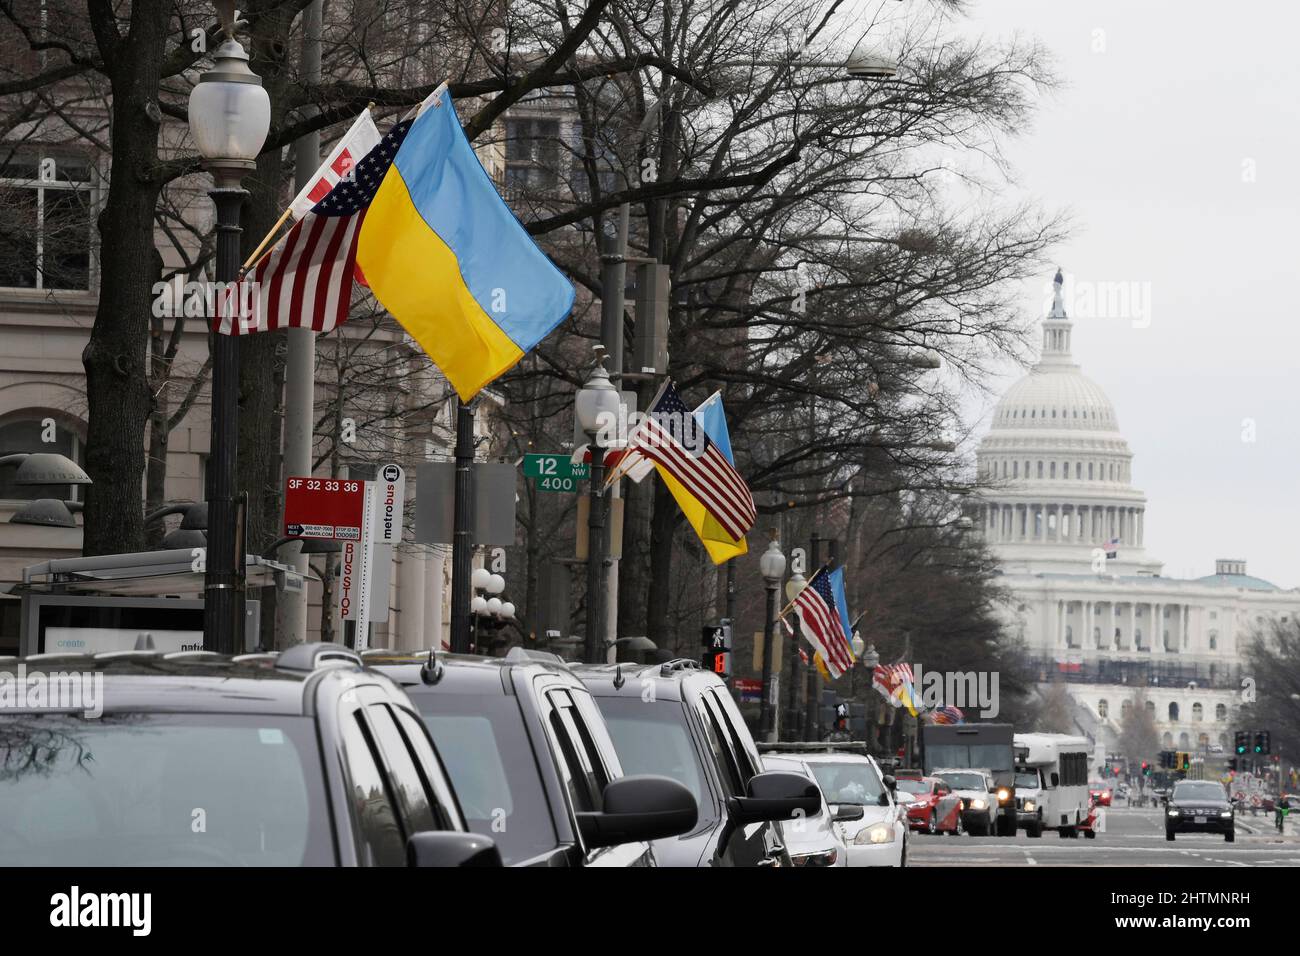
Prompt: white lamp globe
<box><xmin>486</xmin><ymin>573</ymin><xmax>505</xmax><ymax>595</ymax></box>
<box><xmin>471</xmin><ymin>567</ymin><xmax>491</xmax><ymax>590</ymax></box>
<box><xmin>500</xmin><ymin>601</ymin><xmax>516</xmax><ymax>619</ymax></box>
<box><xmin>470</xmin><ymin>595</ymin><xmax>488</xmax><ymax>615</ymax></box>
<box><xmin>187</xmin><ymin>39</ymin><xmax>271</xmax><ymax>171</ymax></box>
<box><xmin>486</xmin><ymin>597</ymin><xmax>503</xmax><ymax>616</ymax></box>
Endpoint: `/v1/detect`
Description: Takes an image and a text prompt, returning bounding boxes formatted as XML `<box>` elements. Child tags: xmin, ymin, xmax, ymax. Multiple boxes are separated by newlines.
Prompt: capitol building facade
<box><xmin>975</xmin><ymin>272</ymin><xmax>1300</xmax><ymax>757</ymax></box>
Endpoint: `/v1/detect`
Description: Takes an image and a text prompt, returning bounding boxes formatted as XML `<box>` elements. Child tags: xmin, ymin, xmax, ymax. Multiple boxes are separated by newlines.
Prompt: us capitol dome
<box><xmin>975</xmin><ymin>269</ymin><xmax>1159</xmax><ymax>576</ymax></box>
<box><xmin>972</xmin><ymin>271</ymin><xmax>1299</xmax><ymax>761</ymax></box>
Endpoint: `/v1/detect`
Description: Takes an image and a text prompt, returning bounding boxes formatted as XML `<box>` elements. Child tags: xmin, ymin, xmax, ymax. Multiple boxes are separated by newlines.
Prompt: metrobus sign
<box><xmin>284</xmin><ymin>477</ymin><xmax>365</xmax><ymax>539</ymax></box>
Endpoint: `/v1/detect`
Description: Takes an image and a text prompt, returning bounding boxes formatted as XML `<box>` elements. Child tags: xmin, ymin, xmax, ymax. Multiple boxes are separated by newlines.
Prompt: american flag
<box><xmin>288</xmin><ymin>111</ymin><xmax>380</xmax><ymax>219</ymax></box>
<box><xmin>1104</xmin><ymin>537</ymin><xmax>1119</xmax><ymax>559</ymax></box>
<box><xmin>927</xmin><ymin>705</ymin><xmax>965</xmax><ymax>725</ymax></box>
<box><xmin>872</xmin><ymin>661</ymin><xmax>915</xmax><ymax>704</ymax></box>
<box><xmin>622</xmin><ymin>382</ymin><xmax>756</xmax><ymax>540</ymax></box>
<box><xmin>214</xmin><ymin>118</ymin><xmax>412</xmax><ymax>336</ymax></box>
<box><xmin>792</xmin><ymin>566</ymin><xmax>855</xmax><ymax>677</ymax></box>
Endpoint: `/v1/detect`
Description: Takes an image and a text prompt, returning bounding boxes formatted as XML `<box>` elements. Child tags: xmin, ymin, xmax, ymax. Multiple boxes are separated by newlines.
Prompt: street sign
<box><xmin>523</xmin><ymin>454</ymin><xmax>588</xmax><ymax>480</ymax></box>
<box><xmin>284</xmin><ymin>477</ymin><xmax>365</xmax><ymax>540</ymax></box>
<box><xmin>534</xmin><ymin>473</ymin><xmax>582</xmax><ymax>493</ymax></box>
<box><xmin>371</xmin><ymin>462</ymin><xmax>406</xmax><ymax>544</ymax></box>
<box><xmin>735</xmin><ymin>678</ymin><xmax>762</xmax><ymax>704</ymax></box>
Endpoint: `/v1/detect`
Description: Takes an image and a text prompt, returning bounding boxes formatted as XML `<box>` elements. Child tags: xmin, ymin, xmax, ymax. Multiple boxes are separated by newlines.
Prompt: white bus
<box><xmin>1013</xmin><ymin>733</ymin><xmax>1092</xmax><ymax>838</ymax></box>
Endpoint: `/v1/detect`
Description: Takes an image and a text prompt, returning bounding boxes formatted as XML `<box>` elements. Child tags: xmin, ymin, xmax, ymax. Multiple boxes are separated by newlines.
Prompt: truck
<box><xmin>920</xmin><ymin>723</ymin><xmax>1018</xmax><ymax>837</ymax></box>
<box><xmin>1013</xmin><ymin>733</ymin><xmax>1092</xmax><ymax>838</ymax></box>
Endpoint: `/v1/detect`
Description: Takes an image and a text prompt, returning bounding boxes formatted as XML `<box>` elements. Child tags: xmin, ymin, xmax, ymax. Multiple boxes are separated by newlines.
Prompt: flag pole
<box><xmin>239</xmin><ymin>101</ymin><xmax>378</xmax><ymax>273</ymax></box>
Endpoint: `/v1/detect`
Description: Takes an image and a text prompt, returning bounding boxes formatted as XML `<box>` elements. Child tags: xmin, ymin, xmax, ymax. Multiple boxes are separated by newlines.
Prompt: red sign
<box><xmin>284</xmin><ymin>477</ymin><xmax>366</xmax><ymax>540</ymax></box>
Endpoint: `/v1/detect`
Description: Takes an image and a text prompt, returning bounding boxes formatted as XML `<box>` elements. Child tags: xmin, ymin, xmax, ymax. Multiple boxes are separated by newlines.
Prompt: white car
<box><xmin>761</xmin><ymin>755</ymin><xmax>849</xmax><ymax>867</ymax></box>
<box><xmin>798</xmin><ymin>753</ymin><xmax>907</xmax><ymax>866</ymax></box>
<box><xmin>935</xmin><ymin>768</ymin><xmax>998</xmax><ymax>836</ymax></box>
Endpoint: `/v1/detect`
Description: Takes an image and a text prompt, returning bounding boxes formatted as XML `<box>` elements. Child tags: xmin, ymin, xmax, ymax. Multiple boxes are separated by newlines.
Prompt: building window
<box><xmin>1088</xmin><ymin>462</ymin><xmax>1094</xmax><ymax>480</ymax></box>
<box><xmin>1093</xmin><ymin>626</ymin><xmax>1101</xmax><ymax>647</ymax></box>
<box><xmin>0</xmin><ymin>152</ymin><xmax>94</xmax><ymax>290</ymax></box>
<box><xmin>1215</xmin><ymin>703</ymin><xmax>1227</xmax><ymax>721</ymax></box>
<box><xmin>1037</xmin><ymin>461</ymin><xmax>1043</xmax><ymax>478</ymax></box>
<box><xmin>1192</xmin><ymin>703</ymin><xmax>1203</xmax><ymax>722</ymax></box>
<box><xmin>1050</xmin><ymin>461</ymin><xmax>1056</xmax><ymax>478</ymax></box>
<box><xmin>1098</xmin><ymin>699</ymin><xmax>1109</xmax><ymax>718</ymax></box>
<box><xmin>1168</xmin><ymin>702</ymin><xmax>1179</xmax><ymax>721</ymax></box>
<box><xmin>1064</xmin><ymin>625</ymin><xmax>1074</xmax><ymax>647</ymax></box>
<box><xmin>1012</xmin><ymin>461</ymin><xmax>1018</xmax><ymax>478</ymax></box>
<box><xmin>504</xmin><ymin>117</ymin><xmax>562</xmax><ymax>191</ymax></box>
<box><xmin>0</xmin><ymin>416</ymin><xmax>87</xmax><ymax>501</ymax></box>
<box><xmin>1146</xmin><ymin>701</ymin><xmax>1155</xmax><ymax>715</ymax></box>
<box><xmin>1178</xmin><ymin>732</ymin><xmax>1189</xmax><ymax>749</ymax></box>
<box><xmin>1208</xmin><ymin>630</ymin><xmax>1217</xmax><ymax>650</ymax></box>
<box><xmin>1161</xmin><ymin>732</ymin><xmax>1173</xmax><ymax>748</ymax></box>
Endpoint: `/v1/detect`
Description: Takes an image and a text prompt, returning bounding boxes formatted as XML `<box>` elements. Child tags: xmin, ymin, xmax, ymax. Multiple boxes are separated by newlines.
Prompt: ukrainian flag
<box><xmin>658</xmin><ymin>391</ymin><xmax>747</xmax><ymax>565</ymax></box>
<box><xmin>358</xmin><ymin>94</ymin><xmax>575</xmax><ymax>400</ymax></box>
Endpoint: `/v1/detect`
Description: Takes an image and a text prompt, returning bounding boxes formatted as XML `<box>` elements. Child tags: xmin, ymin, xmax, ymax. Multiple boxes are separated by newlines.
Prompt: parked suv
<box><xmin>0</xmin><ymin>643</ymin><xmax>499</xmax><ymax>866</ymax></box>
<box><xmin>571</xmin><ymin>659</ymin><xmax>820</xmax><ymax>866</ymax></box>
<box><xmin>366</xmin><ymin>648</ymin><xmax>697</xmax><ymax>866</ymax></box>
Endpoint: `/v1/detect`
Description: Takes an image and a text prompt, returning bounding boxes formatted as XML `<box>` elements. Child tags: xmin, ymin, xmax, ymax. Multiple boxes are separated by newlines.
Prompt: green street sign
<box><xmin>523</xmin><ymin>453</ymin><xmax>588</xmax><ymax>481</ymax></box>
<box><xmin>533</xmin><ymin>474</ymin><xmax>582</xmax><ymax>494</ymax></box>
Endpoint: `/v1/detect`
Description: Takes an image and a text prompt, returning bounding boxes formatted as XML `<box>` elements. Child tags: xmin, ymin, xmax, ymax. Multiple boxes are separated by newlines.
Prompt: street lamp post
<box><xmin>187</xmin><ymin>31</ymin><xmax>270</xmax><ymax>654</ymax></box>
<box><xmin>759</xmin><ymin>535</ymin><xmax>786</xmax><ymax>742</ymax></box>
<box><xmin>783</xmin><ymin>570</ymin><xmax>806</xmax><ymax>741</ymax></box>
<box><xmin>860</xmin><ymin>644</ymin><xmax>880</xmax><ymax>752</ymax></box>
<box><xmin>575</xmin><ymin>361</ymin><xmax>621</xmax><ymax>664</ymax></box>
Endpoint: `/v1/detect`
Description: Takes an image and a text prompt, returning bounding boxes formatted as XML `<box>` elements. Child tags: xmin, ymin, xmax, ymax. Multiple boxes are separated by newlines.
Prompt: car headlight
<box><xmin>996</xmin><ymin>788</ymin><xmax>1011</xmax><ymax>804</ymax></box>
<box><xmin>971</xmin><ymin>798</ymin><xmax>987</xmax><ymax>810</ymax></box>
<box><xmin>1220</xmin><ymin>810</ymin><xmax>1233</xmax><ymax>818</ymax></box>
<box><xmin>908</xmin><ymin>800</ymin><xmax>928</xmax><ymax>809</ymax></box>
<box><xmin>1167</xmin><ymin>809</ymin><xmax>1180</xmax><ymax>817</ymax></box>
<box><xmin>854</xmin><ymin>823</ymin><xmax>896</xmax><ymax>845</ymax></box>
<box><xmin>791</xmin><ymin>848</ymin><xmax>839</xmax><ymax>867</ymax></box>
<box><xmin>1023</xmin><ymin>800</ymin><xmax>1036</xmax><ymax>812</ymax></box>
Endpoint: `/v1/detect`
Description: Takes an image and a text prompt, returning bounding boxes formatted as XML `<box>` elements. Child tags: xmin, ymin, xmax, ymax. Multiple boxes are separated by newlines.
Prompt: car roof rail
<box><xmin>232</xmin><ymin>651</ymin><xmax>279</xmax><ymax>663</ymax></box>
<box><xmin>504</xmin><ymin>646</ymin><xmax>566</xmax><ymax>666</ymax></box>
<box><xmin>275</xmin><ymin>642</ymin><xmax>362</xmax><ymax>672</ymax></box>
<box><xmin>162</xmin><ymin>650</ymin><xmax>225</xmax><ymax>661</ymax></box>
<box><xmin>93</xmin><ymin>650</ymin><xmax>163</xmax><ymax>661</ymax></box>
<box><xmin>22</xmin><ymin>652</ymin><xmax>93</xmax><ymax>662</ymax></box>
<box><xmin>659</xmin><ymin>658</ymin><xmax>702</xmax><ymax>677</ymax></box>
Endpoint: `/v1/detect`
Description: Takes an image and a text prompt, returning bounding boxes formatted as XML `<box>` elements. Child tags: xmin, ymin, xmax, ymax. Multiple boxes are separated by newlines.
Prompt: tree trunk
<box><xmin>80</xmin><ymin>2</ymin><xmax>167</xmax><ymax>556</ymax></box>
<box><xmin>645</xmin><ymin>479</ymin><xmax>677</xmax><ymax>648</ymax></box>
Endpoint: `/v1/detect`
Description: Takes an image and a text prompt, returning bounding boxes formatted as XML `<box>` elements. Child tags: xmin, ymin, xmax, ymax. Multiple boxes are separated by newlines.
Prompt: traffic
<box><xmin>15</xmin><ymin>642</ymin><xmax>1284</xmax><ymax>868</ymax></box>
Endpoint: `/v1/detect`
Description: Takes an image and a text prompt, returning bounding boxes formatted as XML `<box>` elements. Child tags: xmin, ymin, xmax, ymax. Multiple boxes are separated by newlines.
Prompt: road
<box><xmin>907</xmin><ymin>803</ymin><xmax>1300</xmax><ymax>866</ymax></box>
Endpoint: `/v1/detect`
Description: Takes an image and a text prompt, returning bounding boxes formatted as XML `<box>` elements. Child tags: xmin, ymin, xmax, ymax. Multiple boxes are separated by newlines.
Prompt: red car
<box><xmin>1088</xmin><ymin>782</ymin><xmax>1113</xmax><ymax>807</ymax></box>
<box><xmin>896</xmin><ymin>775</ymin><xmax>963</xmax><ymax>835</ymax></box>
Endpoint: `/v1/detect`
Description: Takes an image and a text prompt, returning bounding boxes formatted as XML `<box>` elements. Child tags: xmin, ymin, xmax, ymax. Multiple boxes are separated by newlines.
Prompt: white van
<box><xmin>1013</xmin><ymin>733</ymin><xmax>1092</xmax><ymax>838</ymax></box>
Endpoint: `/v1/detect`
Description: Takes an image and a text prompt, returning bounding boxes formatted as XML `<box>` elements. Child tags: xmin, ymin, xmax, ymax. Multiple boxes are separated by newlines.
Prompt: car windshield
<box><xmin>938</xmin><ymin>772</ymin><xmax>987</xmax><ymax>791</ymax></box>
<box><xmin>1015</xmin><ymin>772</ymin><xmax>1040</xmax><ymax>789</ymax></box>
<box><xmin>595</xmin><ymin>697</ymin><xmax>709</xmax><ymax>814</ymax></box>
<box><xmin>0</xmin><ymin>712</ymin><xmax>332</xmax><ymax>865</ymax></box>
<box><xmin>415</xmin><ymin>694</ymin><xmax>558</xmax><ymax>866</ymax></box>
<box><xmin>1173</xmin><ymin>782</ymin><xmax>1227</xmax><ymax>802</ymax></box>
<box><xmin>896</xmin><ymin>779</ymin><xmax>930</xmax><ymax>795</ymax></box>
<box><xmin>810</xmin><ymin>762</ymin><xmax>884</xmax><ymax>806</ymax></box>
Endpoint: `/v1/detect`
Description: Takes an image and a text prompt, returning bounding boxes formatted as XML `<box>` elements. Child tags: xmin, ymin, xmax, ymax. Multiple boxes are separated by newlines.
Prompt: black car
<box><xmin>366</xmin><ymin>647</ymin><xmax>697</xmax><ymax>866</ymax></box>
<box><xmin>0</xmin><ymin>643</ymin><xmax>499</xmax><ymax>866</ymax></box>
<box><xmin>1165</xmin><ymin>779</ymin><xmax>1236</xmax><ymax>842</ymax></box>
<box><xmin>571</xmin><ymin>658</ymin><xmax>821</xmax><ymax>867</ymax></box>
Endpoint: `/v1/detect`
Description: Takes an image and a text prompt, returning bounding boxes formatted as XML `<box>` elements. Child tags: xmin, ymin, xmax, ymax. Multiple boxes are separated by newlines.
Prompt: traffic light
<box><xmin>701</xmin><ymin>622</ymin><xmax>732</xmax><ymax>678</ymax></box>
<box><xmin>1177</xmin><ymin>751</ymin><xmax>1191</xmax><ymax>772</ymax></box>
<box><xmin>1255</xmin><ymin>731</ymin><xmax>1271</xmax><ymax>755</ymax></box>
<box><xmin>1235</xmin><ymin>731</ymin><xmax>1249</xmax><ymax>755</ymax></box>
<box><xmin>1141</xmin><ymin>760</ymin><xmax>1151</xmax><ymax>777</ymax></box>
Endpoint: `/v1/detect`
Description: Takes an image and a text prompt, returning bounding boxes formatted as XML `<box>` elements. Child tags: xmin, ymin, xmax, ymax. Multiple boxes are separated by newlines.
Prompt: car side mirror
<box><xmin>576</xmin><ymin>774</ymin><xmax>698</xmax><ymax>849</ymax></box>
<box><xmin>406</xmin><ymin>831</ymin><xmax>503</xmax><ymax>867</ymax></box>
<box><xmin>1050</xmin><ymin>772</ymin><xmax>1060</xmax><ymax>787</ymax></box>
<box><xmin>729</xmin><ymin>771</ymin><xmax>821</xmax><ymax>825</ymax></box>
<box><xmin>833</xmin><ymin>804</ymin><xmax>865</xmax><ymax>822</ymax></box>
<box><xmin>883</xmin><ymin>774</ymin><xmax>896</xmax><ymax>791</ymax></box>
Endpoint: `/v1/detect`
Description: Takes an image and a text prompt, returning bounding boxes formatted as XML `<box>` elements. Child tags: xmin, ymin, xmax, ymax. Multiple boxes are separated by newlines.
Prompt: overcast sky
<box><xmin>950</xmin><ymin>0</ymin><xmax>1300</xmax><ymax>588</ymax></box>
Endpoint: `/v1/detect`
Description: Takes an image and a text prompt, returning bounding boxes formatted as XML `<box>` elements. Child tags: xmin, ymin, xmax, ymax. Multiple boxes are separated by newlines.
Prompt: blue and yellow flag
<box><xmin>658</xmin><ymin>391</ymin><xmax>748</xmax><ymax>565</ymax></box>
<box><xmin>358</xmin><ymin>94</ymin><xmax>575</xmax><ymax>399</ymax></box>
